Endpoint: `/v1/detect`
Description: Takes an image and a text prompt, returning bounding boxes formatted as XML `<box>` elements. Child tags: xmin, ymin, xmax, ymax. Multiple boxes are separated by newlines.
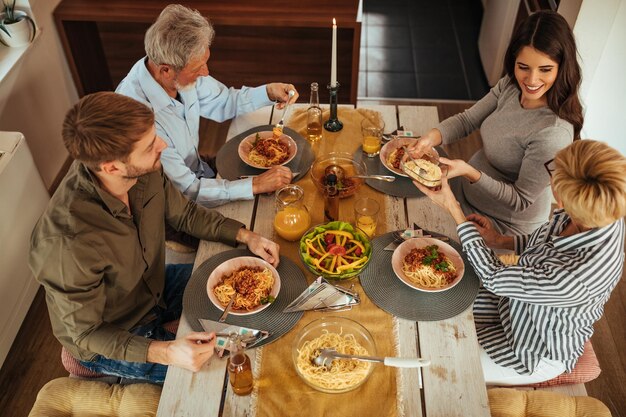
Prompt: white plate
<box><xmin>379</xmin><ymin>138</ymin><xmax>419</xmax><ymax>177</ymax></box>
<box><xmin>206</xmin><ymin>256</ymin><xmax>281</xmax><ymax>315</ymax></box>
<box><xmin>237</xmin><ymin>131</ymin><xmax>297</xmax><ymax>170</ymax></box>
<box><xmin>391</xmin><ymin>238</ymin><xmax>464</xmax><ymax>292</ymax></box>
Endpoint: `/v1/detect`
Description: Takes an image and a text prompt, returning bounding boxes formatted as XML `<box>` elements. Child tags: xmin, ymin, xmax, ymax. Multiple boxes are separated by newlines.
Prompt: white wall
<box><xmin>0</xmin><ymin>0</ymin><xmax>77</xmax><ymax>189</ymax></box>
<box><xmin>574</xmin><ymin>0</ymin><xmax>626</xmax><ymax>156</ymax></box>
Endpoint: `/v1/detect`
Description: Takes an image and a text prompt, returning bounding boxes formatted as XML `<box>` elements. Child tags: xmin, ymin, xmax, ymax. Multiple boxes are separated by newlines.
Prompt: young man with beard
<box><xmin>29</xmin><ymin>92</ymin><xmax>281</xmax><ymax>383</ymax></box>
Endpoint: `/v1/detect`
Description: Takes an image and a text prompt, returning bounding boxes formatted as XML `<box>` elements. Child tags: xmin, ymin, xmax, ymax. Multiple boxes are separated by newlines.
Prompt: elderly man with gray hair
<box><xmin>117</xmin><ymin>4</ymin><xmax>298</xmax><ymax>214</ymax></box>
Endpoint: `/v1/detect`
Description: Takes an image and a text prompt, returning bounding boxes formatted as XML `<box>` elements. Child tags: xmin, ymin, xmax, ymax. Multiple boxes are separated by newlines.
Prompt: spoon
<box><xmin>324</xmin><ymin>164</ymin><xmax>395</xmax><ymax>182</ymax></box>
<box><xmin>274</xmin><ymin>90</ymin><xmax>296</xmax><ymax>135</ymax></box>
<box><xmin>313</xmin><ymin>348</ymin><xmax>430</xmax><ymax>369</ymax></box>
<box><xmin>218</xmin><ymin>297</ymin><xmax>235</xmax><ymax>323</ymax></box>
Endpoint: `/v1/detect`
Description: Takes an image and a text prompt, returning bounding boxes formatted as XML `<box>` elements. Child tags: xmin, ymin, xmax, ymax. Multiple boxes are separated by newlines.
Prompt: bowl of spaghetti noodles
<box><xmin>238</xmin><ymin>130</ymin><xmax>298</xmax><ymax>169</ymax></box>
<box><xmin>292</xmin><ymin>317</ymin><xmax>376</xmax><ymax>393</ymax></box>
<box><xmin>391</xmin><ymin>237</ymin><xmax>464</xmax><ymax>292</ymax></box>
<box><xmin>206</xmin><ymin>256</ymin><xmax>280</xmax><ymax>315</ymax></box>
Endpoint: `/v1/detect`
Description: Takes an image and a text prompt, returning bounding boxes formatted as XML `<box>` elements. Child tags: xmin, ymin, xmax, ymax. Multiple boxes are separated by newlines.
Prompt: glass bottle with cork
<box><xmin>306</xmin><ymin>82</ymin><xmax>323</xmax><ymax>142</ymax></box>
<box><xmin>227</xmin><ymin>334</ymin><xmax>253</xmax><ymax>396</ymax></box>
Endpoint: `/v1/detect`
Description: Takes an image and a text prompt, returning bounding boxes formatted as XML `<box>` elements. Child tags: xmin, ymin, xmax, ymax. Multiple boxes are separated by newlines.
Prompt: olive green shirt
<box><xmin>29</xmin><ymin>161</ymin><xmax>244</xmax><ymax>363</ymax></box>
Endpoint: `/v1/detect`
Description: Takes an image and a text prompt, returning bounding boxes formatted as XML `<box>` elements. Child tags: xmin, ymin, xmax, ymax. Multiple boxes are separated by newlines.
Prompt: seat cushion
<box><xmin>488</xmin><ymin>388</ymin><xmax>611</xmax><ymax>417</ymax></box>
<box><xmin>28</xmin><ymin>377</ymin><xmax>161</xmax><ymax>417</ymax></box>
<box><xmin>61</xmin><ymin>348</ymin><xmax>105</xmax><ymax>379</ymax></box>
<box><xmin>527</xmin><ymin>340</ymin><xmax>601</xmax><ymax>388</ymax></box>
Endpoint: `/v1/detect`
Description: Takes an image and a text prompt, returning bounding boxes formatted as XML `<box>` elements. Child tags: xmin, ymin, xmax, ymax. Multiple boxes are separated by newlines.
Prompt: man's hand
<box><xmin>439</xmin><ymin>157</ymin><xmax>481</xmax><ymax>183</ymax></box>
<box><xmin>413</xmin><ymin>175</ymin><xmax>467</xmax><ymax>225</ymax></box>
<box><xmin>252</xmin><ymin>166</ymin><xmax>292</xmax><ymax>194</ymax></box>
<box><xmin>267</xmin><ymin>83</ymin><xmax>299</xmax><ymax>109</ymax></box>
<box><xmin>467</xmin><ymin>213</ymin><xmax>513</xmax><ymax>249</ymax></box>
<box><xmin>236</xmin><ymin>228</ymin><xmax>280</xmax><ymax>267</ymax></box>
<box><xmin>147</xmin><ymin>332</ymin><xmax>216</xmax><ymax>372</ymax></box>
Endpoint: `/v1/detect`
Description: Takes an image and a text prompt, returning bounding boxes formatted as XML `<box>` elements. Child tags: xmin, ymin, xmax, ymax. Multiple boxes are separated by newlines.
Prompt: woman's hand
<box><xmin>236</xmin><ymin>228</ymin><xmax>280</xmax><ymax>267</ymax></box>
<box><xmin>467</xmin><ymin>213</ymin><xmax>513</xmax><ymax>249</ymax></box>
<box><xmin>404</xmin><ymin>128</ymin><xmax>442</xmax><ymax>159</ymax></box>
<box><xmin>439</xmin><ymin>157</ymin><xmax>481</xmax><ymax>183</ymax></box>
<box><xmin>412</xmin><ymin>175</ymin><xmax>466</xmax><ymax>225</ymax></box>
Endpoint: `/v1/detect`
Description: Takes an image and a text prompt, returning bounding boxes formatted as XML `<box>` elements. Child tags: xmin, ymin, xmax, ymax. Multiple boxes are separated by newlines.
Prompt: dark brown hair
<box><xmin>504</xmin><ymin>11</ymin><xmax>584</xmax><ymax>139</ymax></box>
<box><xmin>62</xmin><ymin>92</ymin><xmax>155</xmax><ymax>170</ymax></box>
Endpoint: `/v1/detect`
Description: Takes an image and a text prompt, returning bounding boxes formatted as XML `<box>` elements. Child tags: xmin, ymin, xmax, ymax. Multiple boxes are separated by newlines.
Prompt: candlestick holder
<box><xmin>324</xmin><ymin>82</ymin><xmax>343</xmax><ymax>132</ymax></box>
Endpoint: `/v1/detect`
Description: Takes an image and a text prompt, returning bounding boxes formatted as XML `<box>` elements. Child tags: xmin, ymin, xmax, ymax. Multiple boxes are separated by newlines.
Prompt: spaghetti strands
<box><xmin>248</xmin><ymin>133</ymin><xmax>290</xmax><ymax>167</ymax></box>
<box><xmin>402</xmin><ymin>245</ymin><xmax>457</xmax><ymax>289</ymax></box>
<box><xmin>296</xmin><ymin>330</ymin><xmax>371</xmax><ymax>391</ymax></box>
<box><xmin>213</xmin><ymin>266</ymin><xmax>275</xmax><ymax>311</ymax></box>
<box><xmin>387</xmin><ymin>147</ymin><xmax>405</xmax><ymax>170</ymax></box>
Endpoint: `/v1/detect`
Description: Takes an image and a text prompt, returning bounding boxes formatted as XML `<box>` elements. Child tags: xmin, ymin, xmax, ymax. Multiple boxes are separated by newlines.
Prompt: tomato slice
<box><xmin>328</xmin><ymin>245</ymin><xmax>347</xmax><ymax>256</ymax></box>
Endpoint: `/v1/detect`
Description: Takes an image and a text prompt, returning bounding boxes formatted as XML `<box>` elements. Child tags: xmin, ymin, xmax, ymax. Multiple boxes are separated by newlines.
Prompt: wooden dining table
<box><xmin>156</xmin><ymin>103</ymin><xmax>491</xmax><ymax>417</ymax></box>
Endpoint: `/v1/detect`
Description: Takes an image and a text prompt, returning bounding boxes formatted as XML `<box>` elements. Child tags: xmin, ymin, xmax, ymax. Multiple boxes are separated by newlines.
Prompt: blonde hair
<box><xmin>144</xmin><ymin>4</ymin><xmax>214</xmax><ymax>71</ymax></box>
<box><xmin>553</xmin><ymin>140</ymin><xmax>626</xmax><ymax>228</ymax></box>
<box><xmin>62</xmin><ymin>92</ymin><xmax>154</xmax><ymax>171</ymax></box>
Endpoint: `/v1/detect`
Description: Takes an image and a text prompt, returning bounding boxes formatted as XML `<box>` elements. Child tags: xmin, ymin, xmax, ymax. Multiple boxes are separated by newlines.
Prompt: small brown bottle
<box><xmin>324</xmin><ymin>173</ymin><xmax>339</xmax><ymax>222</ymax></box>
<box><xmin>227</xmin><ymin>335</ymin><xmax>253</xmax><ymax>396</ymax></box>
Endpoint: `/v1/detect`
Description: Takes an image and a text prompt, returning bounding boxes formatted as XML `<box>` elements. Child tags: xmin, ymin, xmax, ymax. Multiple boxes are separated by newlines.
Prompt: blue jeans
<box><xmin>80</xmin><ymin>264</ymin><xmax>193</xmax><ymax>383</ymax></box>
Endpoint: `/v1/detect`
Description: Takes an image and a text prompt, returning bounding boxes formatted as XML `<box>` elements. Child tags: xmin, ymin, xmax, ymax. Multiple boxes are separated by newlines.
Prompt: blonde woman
<box><xmin>415</xmin><ymin>140</ymin><xmax>625</xmax><ymax>385</ymax></box>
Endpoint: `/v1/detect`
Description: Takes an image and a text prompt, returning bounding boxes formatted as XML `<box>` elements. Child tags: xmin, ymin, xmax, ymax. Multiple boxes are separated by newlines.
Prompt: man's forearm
<box><xmin>147</xmin><ymin>340</ymin><xmax>170</xmax><ymax>365</ymax></box>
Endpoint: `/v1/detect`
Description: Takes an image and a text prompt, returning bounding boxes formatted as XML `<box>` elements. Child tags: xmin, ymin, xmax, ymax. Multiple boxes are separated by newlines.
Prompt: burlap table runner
<box><xmin>255</xmin><ymin>108</ymin><xmax>398</xmax><ymax>417</ymax></box>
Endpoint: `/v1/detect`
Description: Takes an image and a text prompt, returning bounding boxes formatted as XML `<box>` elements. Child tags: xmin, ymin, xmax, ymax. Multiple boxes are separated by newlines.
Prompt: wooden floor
<box><xmin>1</xmin><ymin>101</ymin><xmax>624</xmax><ymax>417</ymax></box>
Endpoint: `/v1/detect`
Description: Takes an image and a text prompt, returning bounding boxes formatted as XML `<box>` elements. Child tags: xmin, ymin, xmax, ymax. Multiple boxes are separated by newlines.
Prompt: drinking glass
<box><xmin>361</xmin><ymin>119</ymin><xmax>385</xmax><ymax>157</ymax></box>
<box><xmin>354</xmin><ymin>197</ymin><xmax>379</xmax><ymax>237</ymax></box>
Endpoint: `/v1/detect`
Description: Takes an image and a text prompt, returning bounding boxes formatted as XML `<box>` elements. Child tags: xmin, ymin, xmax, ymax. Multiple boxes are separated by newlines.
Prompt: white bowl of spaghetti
<box><xmin>206</xmin><ymin>256</ymin><xmax>281</xmax><ymax>315</ymax></box>
<box><xmin>292</xmin><ymin>317</ymin><xmax>376</xmax><ymax>393</ymax></box>
<box><xmin>238</xmin><ymin>130</ymin><xmax>298</xmax><ymax>169</ymax></box>
<box><xmin>391</xmin><ymin>237</ymin><xmax>464</xmax><ymax>292</ymax></box>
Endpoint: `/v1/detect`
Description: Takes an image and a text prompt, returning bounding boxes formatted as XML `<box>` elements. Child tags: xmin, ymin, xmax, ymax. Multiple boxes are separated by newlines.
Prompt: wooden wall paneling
<box><xmin>57</xmin><ymin>20</ymin><xmax>113</xmax><ymax>95</ymax></box>
<box><xmin>54</xmin><ymin>0</ymin><xmax>360</xmax><ymax>101</ymax></box>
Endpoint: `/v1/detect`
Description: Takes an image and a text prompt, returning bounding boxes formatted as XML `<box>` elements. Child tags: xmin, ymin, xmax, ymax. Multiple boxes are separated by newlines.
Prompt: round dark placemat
<box><xmin>183</xmin><ymin>249</ymin><xmax>308</xmax><ymax>347</ymax></box>
<box><xmin>353</xmin><ymin>149</ymin><xmax>424</xmax><ymax>198</ymax></box>
<box><xmin>216</xmin><ymin>126</ymin><xmax>314</xmax><ymax>183</ymax></box>
<box><xmin>359</xmin><ymin>232</ymin><xmax>480</xmax><ymax>321</ymax></box>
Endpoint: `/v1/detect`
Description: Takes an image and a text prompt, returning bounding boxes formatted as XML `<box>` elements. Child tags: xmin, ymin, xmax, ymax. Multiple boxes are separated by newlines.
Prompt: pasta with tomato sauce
<box><xmin>213</xmin><ymin>266</ymin><xmax>275</xmax><ymax>311</ymax></box>
<box><xmin>402</xmin><ymin>245</ymin><xmax>457</xmax><ymax>289</ymax></box>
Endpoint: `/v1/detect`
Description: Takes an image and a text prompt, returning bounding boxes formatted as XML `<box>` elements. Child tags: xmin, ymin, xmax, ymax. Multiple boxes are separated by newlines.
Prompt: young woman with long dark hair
<box><xmin>408</xmin><ymin>11</ymin><xmax>583</xmax><ymax>235</ymax></box>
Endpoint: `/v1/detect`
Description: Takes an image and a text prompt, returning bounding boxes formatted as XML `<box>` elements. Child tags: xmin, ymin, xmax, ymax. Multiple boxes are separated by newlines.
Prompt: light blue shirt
<box><xmin>116</xmin><ymin>58</ymin><xmax>273</xmax><ymax>207</ymax></box>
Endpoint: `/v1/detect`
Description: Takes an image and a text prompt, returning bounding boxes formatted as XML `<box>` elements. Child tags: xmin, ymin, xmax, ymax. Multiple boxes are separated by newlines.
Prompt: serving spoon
<box><xmin>313</xmin><ymin>348</ymin><xmax>430</xmax><ymax>369</ymax></box>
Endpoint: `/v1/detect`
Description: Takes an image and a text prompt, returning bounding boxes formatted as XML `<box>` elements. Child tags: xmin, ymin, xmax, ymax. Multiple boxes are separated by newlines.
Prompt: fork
<box><xmin>401</xmin><ymin>145</ymin><xmax>428</xmax><ymax>177</ymax></box>
<box><xmin>274</xmin><ymin>90</ymin><xmax>296</xmax><ymax>135</ymax></box>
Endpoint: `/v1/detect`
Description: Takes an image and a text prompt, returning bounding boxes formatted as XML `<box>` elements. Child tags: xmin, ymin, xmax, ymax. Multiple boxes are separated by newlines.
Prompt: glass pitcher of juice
<box><xmin>273</xmin><ymin>185</ymin><xmax>311</xmax><ymax>241</ymax></box>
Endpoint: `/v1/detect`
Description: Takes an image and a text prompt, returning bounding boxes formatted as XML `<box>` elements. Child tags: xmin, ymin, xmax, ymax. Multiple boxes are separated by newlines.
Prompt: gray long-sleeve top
<box><xmin>438</xmin><ymin>76</ymin><xmax>573</xmax><ymax>235</ymax></box>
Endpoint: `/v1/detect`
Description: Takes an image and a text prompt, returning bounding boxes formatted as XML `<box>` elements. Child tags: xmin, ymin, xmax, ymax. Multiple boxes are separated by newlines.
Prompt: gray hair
<box><xmin>144</xmin><ymin>4</ymin><xmax>215</xmax><ymax>71</ymax></box>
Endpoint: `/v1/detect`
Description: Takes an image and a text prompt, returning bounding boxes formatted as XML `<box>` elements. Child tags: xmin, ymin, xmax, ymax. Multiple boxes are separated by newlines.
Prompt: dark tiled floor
<box><xmin>359</xmin><ymin>0</ymin><xmax>489</xmax><ymax>100</ymax></box>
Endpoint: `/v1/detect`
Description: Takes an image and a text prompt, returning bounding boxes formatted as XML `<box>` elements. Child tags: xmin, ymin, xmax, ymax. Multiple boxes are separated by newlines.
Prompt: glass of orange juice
<box><xmin>361</xmin><ymin>118</ymin><xmax>385</xmax><ymax>157</ymax></box>
<box><xmin>354</xmin><ymin>197</ymin><xmax>379</xmax><ymax>238</ymax></box>
<box><xmin>273</xmin><ymin>185</ymin><xmax>311</xmax><ymax>241</ymax></box>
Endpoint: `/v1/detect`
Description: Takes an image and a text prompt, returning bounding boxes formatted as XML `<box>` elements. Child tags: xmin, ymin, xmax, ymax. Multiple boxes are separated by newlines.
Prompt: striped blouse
<box><xmin>457</xmin><ymin>210</ymin><xmax>625</xmax><ymax>374</ymax></box>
